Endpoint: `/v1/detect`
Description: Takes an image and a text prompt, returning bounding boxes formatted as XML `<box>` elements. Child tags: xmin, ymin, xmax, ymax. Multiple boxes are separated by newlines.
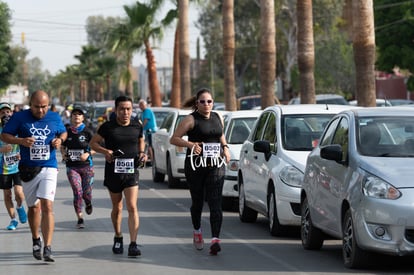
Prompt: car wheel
<box><xmin>268</xmin><ymin>187</ymin><xmax>286</xmax><ymax>236</ymax></box>
<box><xmin>152</xmin><ymin>155</ymin><xmax>165</xmax><ymax>183</ymax></box>
<box><xmin>301</xmin><ymin>197</ymin><xmax>324</xmax><ymax>250</ymax></box>
<box><xmin>342</xmin><ymin>209</ymin><xmax>371</xmax><ymax>269</ymax></box>
<box><xmin>238</xmin><ymin>182</ymin><xmax>257</xmax><ymax>222</ymax></box>
<box><xmin>167</xmin><ymin>156</ymin><xmax>180</xmax><ymax>188</ymax></box>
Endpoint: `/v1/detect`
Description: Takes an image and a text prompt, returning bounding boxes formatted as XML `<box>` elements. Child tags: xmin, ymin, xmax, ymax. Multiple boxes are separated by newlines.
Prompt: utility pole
<box><xmin>21</xmin><ymin>32</ymin><xmax>27</xmax><ymax>87</ymax></box>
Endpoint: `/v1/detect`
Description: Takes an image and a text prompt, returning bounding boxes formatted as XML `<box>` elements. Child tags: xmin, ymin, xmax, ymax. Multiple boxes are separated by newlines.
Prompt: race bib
<box><xmin>114</xmin><ymin>158</ymin><xmax>135</xmax><ymax>174</ymax></box>
<box><xmin>30</xmin><ymin>145</ymin><xmax>50</xmax><ymax>161</ymax></box>
<box><xmin>68</xmin><ymin>149</ymin><xmax>84</xmax><ymax>161</ymax></box>
<box><xmin>4</xmin><ymin>152</ymin><xmax>19</xmax><ymax>166</ymax></box>
<box><xmin>202</xmin><ymin>143</ymin><xmax>221</xmax><ymax>158</ymax></box>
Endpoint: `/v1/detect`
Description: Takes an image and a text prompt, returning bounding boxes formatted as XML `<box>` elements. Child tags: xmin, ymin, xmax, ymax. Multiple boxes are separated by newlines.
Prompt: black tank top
<box><xmin>187</xmin><ymin>111</ymin><xmax>223</xmax><ymax>143</ymax></box>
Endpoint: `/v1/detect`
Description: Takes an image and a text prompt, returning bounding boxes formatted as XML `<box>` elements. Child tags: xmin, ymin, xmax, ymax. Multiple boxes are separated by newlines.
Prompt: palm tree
<box><xmin>222</xmin><ymin>0</ymin><xmax>237</xmax><ymax>111</ymax></box>
<box><xmin>296</xmin><ymin>0</ymin><xmax>315</xmax><ymax>104</ymax></box>
<box><xmin>110</xmin><ymin>1</ymin><xmax>167</xmax><ymax>106</ymax></box>
<box><xmin>352</xmin><ymin>0</ymin><xmax>376</xmax><ymax>107</ymax></box>
<box><xmin>74</xmin><ymin>45</ymin><xmax>101</xmax><ymax>102</ymax></box>
<box><xmin>96</xmin><ymin>55</ymin><xmax>118</xmax><ymax>100</ymax></box>
<box><xmin>178</xmin><ymin>0</ymin><xmax>191</xmax><ymax>101</ymax></box>
<box><xmin>259</xmin><ymin>0</ymin><xmax>277</xmax><ymax>108</ymax></box>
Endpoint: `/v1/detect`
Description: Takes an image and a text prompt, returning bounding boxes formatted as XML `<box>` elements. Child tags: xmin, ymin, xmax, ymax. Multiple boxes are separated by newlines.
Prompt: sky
<box><xmin>4</xmin><ymin>0</ymin><xmax>203</xmax><ymax>75</ymax></box>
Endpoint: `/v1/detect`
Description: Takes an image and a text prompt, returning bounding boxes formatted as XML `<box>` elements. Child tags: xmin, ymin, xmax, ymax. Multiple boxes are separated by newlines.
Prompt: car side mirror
<box><xmin>254</xmin><ymin>140</ymin><xmax>272</xmax><ymax>161</ymax></box>
<box><xmin>320</xmin><ymin>144</ymin><xmax>343</xmax><ymax>163</ymax></box>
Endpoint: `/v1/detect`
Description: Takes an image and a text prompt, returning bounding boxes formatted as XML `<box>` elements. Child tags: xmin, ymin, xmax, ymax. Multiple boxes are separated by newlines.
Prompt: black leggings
<box><xmin>185</xmin><ymin>159</ymin><xmax>224</xmax><ymax>238</ymax></box>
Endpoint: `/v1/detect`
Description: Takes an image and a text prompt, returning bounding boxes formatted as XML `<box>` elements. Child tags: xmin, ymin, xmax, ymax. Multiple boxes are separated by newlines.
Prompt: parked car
<box><xmin>349</xmin><ymin>98</ymin><xmax>392</xmax><ymax>107</ymax></box>
<box><xmin>238</xmin><ymin>104</ymin><xmax>357</xmax><ymax>236</ymax></box>
<box><xmin>388</xmin><ymin>98</ymin><xmax>414</xmax><ymax>106</ymax></box>
<box><xmin>222</xmin><ymin>110</ymin><xmax>262</xmax><ymax>210</ymax></box>
<box><xmin>300</xmin><ymin>107</ymin><xmax>414</xmax><ymax>268</ymax></box>
<box><xmin>151</xmin><ymin>108</ymin><xmax>192</xmax><ymax>188</ymax></box>
<box><xmin>237</xmin><ymin>94</ymin><xmax>280</xmax><ymax>110</ymax></box>
<box><xmin>289</xmin><ymin>94</ymin><xmax>349</xmax><ymax>105</ymax></box>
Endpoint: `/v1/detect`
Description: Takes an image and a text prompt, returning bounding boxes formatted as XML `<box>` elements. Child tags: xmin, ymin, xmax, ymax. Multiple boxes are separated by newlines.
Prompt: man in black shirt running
<box><xmin>90</xmin><ymin>96</ymin><xmax>147</xmax><ymax>257</ymax></box>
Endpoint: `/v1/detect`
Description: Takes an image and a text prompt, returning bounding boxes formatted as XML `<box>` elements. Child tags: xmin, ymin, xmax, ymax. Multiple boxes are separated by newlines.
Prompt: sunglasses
<box><xmin>198</xmin><ymin>99</ymin><xmax>213</xmax><ymax>105</ymax></box>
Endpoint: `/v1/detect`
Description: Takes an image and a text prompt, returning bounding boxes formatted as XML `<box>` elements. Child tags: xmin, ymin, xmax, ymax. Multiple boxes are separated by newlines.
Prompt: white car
<box><xmin>238</xmin><ymin>104</ymin><xmax>358</xmax><ymax>236</ymax></box>
<box><xmin>152</xmin><ymin>108</ymin><xmax>192</xmax><ymax>188</ymax></box>
<box><xmin>222</xmin><ymin>110</ymin><xmax>262</xmax><ymax>210</ymax></box>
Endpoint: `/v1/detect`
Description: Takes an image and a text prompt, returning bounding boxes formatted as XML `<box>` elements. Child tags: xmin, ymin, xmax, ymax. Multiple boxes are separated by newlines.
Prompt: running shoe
<box><xmin>33</xmin><ymin>238</ymin><xmax>42</xmax><ymax>260</ymax></box>
<box><xmin>43</xmin><ymin>245</ymin><xmax>54</xmax><ymax>262</ymax></box>
<box><xmin>193</xmin><ymin>231</ymin><xmax>204</xmax><ymax>250</ymax></box>
<box><xmin>17</xmin><ymin>206</ymin><xmax>27</xmax><ymax>223</ymax></box>
<box><xmin>76</xmin><ymin>218</ymin><xmax>85</xmax><ymax>229</ymax></box>
<box><xmin>6</xmin><ymin>220</ymin><xmax>18</xmax><ymax>230</ymax></box>
<box><xmin>128</xmin><ymin>242</ymin><xmax>141</xmax><ymax>257</ymax></box>
<box><xmin>209</xmin><ymin>238</ymin><xmax>221</xmax><ymax>255</ymax></box>
<box><xmin>112</xmin><ymin>236</ymin><xmax>124</xmax><ymax>254</ymax></box>
<box><xmin>85</xmin><ymin>203</ymin><xmax>93</xmax><ymax>215</ymax></box>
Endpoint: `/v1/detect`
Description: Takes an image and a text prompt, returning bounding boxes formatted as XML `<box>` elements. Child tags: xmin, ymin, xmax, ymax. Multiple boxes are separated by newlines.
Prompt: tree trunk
<box><xmin>179</xmin><ymin>0</ymin><xmax>191</xmax><ymax>101</ymax></box>
<box><xmin>352</xmin><ymin>0</ymin><xmax>376</xmax><ymax>107</ymax></box>
<box><xmin>170</xmin><ymin>27</ymin><xmax>181</xmax><ymax>108</ymax></box>
<box><xmin>223</xmin><ymin>0</ymin><xmax>237</xmax><ymax>111</ymax></box>
<box><xmin>297</xmin><ymin>0</ymin><xmax>315</xmax><ymax>104</ymax></box>
<box><xmin>259</xmin><ymin>0</ymin><xmax>276</xmax><ymax>109</ymax></box>
<box><xmin>145</xmin><ymin>41</ymin><xmax>162</xmax><ymax>107</ymax></box>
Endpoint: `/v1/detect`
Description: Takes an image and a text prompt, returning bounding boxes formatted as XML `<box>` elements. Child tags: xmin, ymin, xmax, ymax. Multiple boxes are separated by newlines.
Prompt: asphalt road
<box><xmin>1</xmin><ymin>154</ymin><xmax>413</xmax><ymax>274</ymax></box>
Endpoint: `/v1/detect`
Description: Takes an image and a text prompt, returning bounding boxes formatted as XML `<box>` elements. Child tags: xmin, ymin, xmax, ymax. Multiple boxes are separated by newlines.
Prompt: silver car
<box><xmin>300</xmin><ymin>107</ymin><xmax>414</xmax><ymax>268</ymax></box>
<box><xmin>238</xmin><ymin>104</ymin><xmax>356</xmax><ymax>236</ymax></box>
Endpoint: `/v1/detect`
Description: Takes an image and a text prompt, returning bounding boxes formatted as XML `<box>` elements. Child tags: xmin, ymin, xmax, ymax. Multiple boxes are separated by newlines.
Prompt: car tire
<box><xmin>342</xmin><ymin>209</ymin><xmax>371</xmax><ymax>269</ymax></box>
<box><xmin>268</xmin><ymin>187</ymin><xmax>286</xmax><ymax>236</ymax></box>
<box><xmin>238</xmin><ymin>182</ymin><xmax>257</xmax><ymax>223</ymax></box>
<box><xmin>167</xmin><ymin>156</ymin><xmax>180</xmax><ymax>188</ymax></box>
<box><xmin>152</xmin><ymin>155</ymin><xmax>165</xmax><ymax>183</ymax></box>
<box><xmin>301</xmin><ymin>197</ymin><xmax>324</xmax><ymax>250</ymax></box>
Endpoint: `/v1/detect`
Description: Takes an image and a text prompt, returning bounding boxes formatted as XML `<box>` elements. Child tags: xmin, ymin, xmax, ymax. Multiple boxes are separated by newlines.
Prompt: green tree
<box><xmin>375</xmin><ymin>0</ymin><xmax>414</xmax><ymax>90</ymax></box>
<box><xmin>0</xmin><ymin>2</ymin><xmax>16</xmax><ymax>89</ymax></box>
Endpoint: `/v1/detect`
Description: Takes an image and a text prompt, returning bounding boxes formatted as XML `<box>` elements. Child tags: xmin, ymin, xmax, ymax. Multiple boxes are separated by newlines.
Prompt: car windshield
<box><xmin>227</xmin><ymin>117</ymin><xmax>257</xmax><ymax>144</ymax></box>
<box><xmin>358</xmin><ymin>117</ymin><xmax>414</xmax><ymax>157</ymax></box>
<box><xmin>283</xmin><ymin>114</ymin><xmax>334</xmax><ymax>150</ymax></box>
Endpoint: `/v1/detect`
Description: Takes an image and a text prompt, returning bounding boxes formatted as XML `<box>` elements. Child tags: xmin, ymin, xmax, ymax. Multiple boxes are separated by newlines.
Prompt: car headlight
<box><xmin>227</xmin><ymin>159</ymin><xmax>239</xmax><ymax>171</ymax></box>
<box><xmin>279</xmin><ymin>166</ymin><xmax>304</xmax><ymax>188</ymax></box>
<box><xmin>362</xmin><ymin>174</ymin><xmax>401</xmax><ymax>200</ymax></box>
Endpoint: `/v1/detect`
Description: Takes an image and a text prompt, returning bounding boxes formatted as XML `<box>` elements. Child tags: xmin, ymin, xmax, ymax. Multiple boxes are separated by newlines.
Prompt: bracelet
<box><xmin>222</xmin><ymin>144</ymin><xmax>229</xmax><ymax>149</ymax></box>
<box><xmin>139</xmin><ymin>151</ymin><xmax>145</xmax><ymax>154</ymax></box>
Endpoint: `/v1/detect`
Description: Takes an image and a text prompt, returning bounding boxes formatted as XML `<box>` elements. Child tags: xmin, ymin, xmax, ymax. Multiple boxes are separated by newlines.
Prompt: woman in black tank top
<box><xmin>170</xmin><ymin>88</ymin><xmax>230</xmax><ymax>255</ymax></box>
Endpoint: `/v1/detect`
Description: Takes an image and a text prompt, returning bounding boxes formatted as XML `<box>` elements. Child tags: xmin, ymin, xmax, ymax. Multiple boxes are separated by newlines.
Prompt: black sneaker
<box><xmin>128</xmin><ymin>242</ymin><xmax>141</xmax><ymax>257</ymax></box>
<box><xmin>32</xmin><ymin>238</ymin><xmax>42</xmax><ymax>260</ymax></box>
<box><xmin>85</xmin><ymin>203</ymin><xmax>93</xmax><ymax>215</ymax></box>
<box><xmin>209</xmin><ymin>239</ymin><xmax>221</xmax><ymax>256</ymax></box>
<box><xmin>43</xmin><ymin>245</ymin><xmax>55</xmax><ymax>262</ymax></box>
<box><xmin>77</xmin><ymin>218</ymin><xmax>85</xmax><ymax>229</ymax></box>
<box><xmin>112</xmin><ymin>236</ymin><xmax>123</xmax><ymax>254</ymax></box>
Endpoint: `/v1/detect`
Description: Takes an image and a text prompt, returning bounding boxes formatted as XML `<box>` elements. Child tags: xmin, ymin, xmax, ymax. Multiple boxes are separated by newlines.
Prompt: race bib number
<box><xmin>68</xmin><ymin>149</ymin><xmax>84</xmax><ymax>161</ymax></box>
<box><xmin>114</xmin><ymin>158</ymin><xmax>135</xmax><ymax>174</ymax></box>
<box><xmin>202</xmin><ymin>143</ymin><xmax>221</xmax><ymax>158</ymax></box>
<box><xmin>4</xmin><ymin>152</ymin><xmax>19</xmax><ymax>166</ymax></box>
<box><xmin>30</xmin><ymin>145</ymin><xmax>50</xmax><ymax>161</ymax></box>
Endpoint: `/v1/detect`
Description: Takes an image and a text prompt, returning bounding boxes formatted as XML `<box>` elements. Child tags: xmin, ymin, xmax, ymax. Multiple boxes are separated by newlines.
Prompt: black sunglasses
<box><xmin>198</xmin><ymin>99</ymin><xmax>213</xmax><ymax>104</ymax></box>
